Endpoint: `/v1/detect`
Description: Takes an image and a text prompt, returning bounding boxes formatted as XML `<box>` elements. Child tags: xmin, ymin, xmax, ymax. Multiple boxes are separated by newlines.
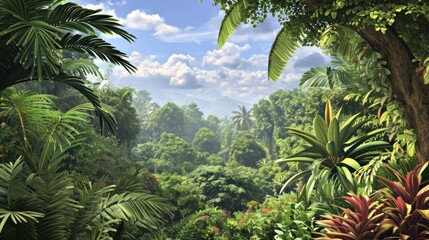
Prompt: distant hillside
<box><xmin>147</xmin><ymin>89</ymin><xmax>252</xmax><ymax>117</ymax></box>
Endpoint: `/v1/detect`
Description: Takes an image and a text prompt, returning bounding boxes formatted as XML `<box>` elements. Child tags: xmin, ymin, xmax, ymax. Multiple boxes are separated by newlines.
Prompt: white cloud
<box><xmin>154</xmin><ymin>24</ymin><xmax>180</xmax><ymax>37</ymax></box>
<box><xmin>203</xmin><ymin>42</ymin><xmax>251</xmax><ymax>68</ymax></box>
<box><xmin>113</xmin><ymin>53</ymin><xmax>202</xmax><ymax>89</ymax></box>
<box><xmin>202</xmin><ymin>42</ymin><xmax>267</xmax><ymax>70</ymax></box>
<box><xmin>124</xmin><ymin>10</ymin><xmax>164</xmax><ymax>30</ymax></box>
<box><xmin>110</xmin><ymin>48</ymin><xmax>304</xmax><ymax>102</ymax></box>
<box><xmin>107</xmin><ymin>0</ymin><xmax>127</xmax><ymax>6</ymax></box>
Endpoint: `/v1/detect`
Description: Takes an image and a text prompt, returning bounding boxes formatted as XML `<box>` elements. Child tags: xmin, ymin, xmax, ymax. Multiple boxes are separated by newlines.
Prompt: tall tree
<box><xmin>213</xmin><ymin>0</ymin><xmax>429</xmax><ymax>162</ymax></box>
<box><xmin>0</xmin><ymin>0</ymin><xmax>136</xmax><ymax>131</ymax></box>
<box><xmin>151</xmin><ymin>103</ymin><xmax>186</xmax><ymax>139</ymax></box>
<box><xmin>231</xmin><ymin>105</ymin><xmax>253</xmax><ymax>131</ymax></box>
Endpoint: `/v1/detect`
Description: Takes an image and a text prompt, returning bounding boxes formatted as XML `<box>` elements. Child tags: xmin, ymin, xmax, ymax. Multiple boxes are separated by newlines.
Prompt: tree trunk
<box><xmin>357</xmin><ymin>27</ymin><xmax>429</xmax><ymax>163</ymax></box>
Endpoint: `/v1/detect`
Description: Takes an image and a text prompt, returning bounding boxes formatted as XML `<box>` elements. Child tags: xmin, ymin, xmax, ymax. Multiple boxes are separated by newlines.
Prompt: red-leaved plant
<box><xmin>378</xmin><ymin>163</ymin><xmax>429</xmax><ymax>239</ymax></box>
<box><xmin>316</xmin><ymin>194</ymin><xmax>389</xmax><ymax>240</ymax></box>
<box><xmin>316</xmin><ymin>163</ymin><xmax>429</xmax><ymax>239</ymax></box>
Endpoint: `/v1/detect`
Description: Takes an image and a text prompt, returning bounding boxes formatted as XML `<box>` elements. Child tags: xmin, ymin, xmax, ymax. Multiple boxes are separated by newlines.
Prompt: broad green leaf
<box><xmin>313</xmin><ymin>115</ymin><xmax>328</xmax><ymax>144</ymax></box>
<box><xmin>280</xmin><ymin>170</ymin><xmax>311</xmax><ymax>194</ymax></box>
<box><xmin>287</xmin><ymin>128</ymin><xmax>329</xmax><ymax>155</ymax></box>
<box><xmin>326</xmin><ymin>141</ymin><xmax>337</xmax><ymax>157</ymax></box>
<box><xmin>217</xmin><ymin>1</ymin><xmax>245</xmax><ymax>48</ymax></box>
<box><xmin>327</xmin><ymin>118</ymin><xmax>340</xmax><ymax>152</ymax></box>
<box><xmin>276</xmin><ymin>157</ymin><xmax>316</xmax><ymax>164</ymax></box>
<box><xmin>268</xmin><ymin>27</ymin><xmax>300</xmax><ymax>80</ymax></box>
<box><xmin>340</xmin><ymin>158</ymin><xmax>361</xmax><ymax>170</ymax></box>
<box><xmin>347</xmin><ymin>141</ymin><xmax>391</xmax><ymax>159</ymax></box>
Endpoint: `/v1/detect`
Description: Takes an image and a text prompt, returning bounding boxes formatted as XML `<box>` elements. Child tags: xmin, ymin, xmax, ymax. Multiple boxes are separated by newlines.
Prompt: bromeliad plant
<box><xmin>316</xmin><ymin>194</ymin><xmax>390</xmax><ymax>240</ymax></box>
<box><xmin>276</xmin><ymin>99</ymin><xmax>390</xmax><ymax>205</ymax></box>
<box><xmin>316</xmin><ymin>163</ymin><xmax>429</xmax><ymax>239</ymax></box>
<box><xmin>377</xmin><ymin>163</ymin><xmax>429</xmax><ymax>239</ymax></box>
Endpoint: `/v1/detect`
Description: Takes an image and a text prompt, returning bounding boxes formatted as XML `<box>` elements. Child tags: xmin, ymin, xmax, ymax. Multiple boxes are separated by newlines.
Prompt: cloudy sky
<box><xmin>78</xmin><ymin>0</ymin><xmax>330</xmax><ymax>103</ymax></box>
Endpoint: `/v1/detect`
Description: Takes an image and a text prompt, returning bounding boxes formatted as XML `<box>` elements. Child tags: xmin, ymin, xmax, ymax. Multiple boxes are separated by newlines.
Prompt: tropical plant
<box><xmin>316</xmin><ymin>163</ymin><xmax>429</xmax><ymax>239</ymax></box>
<box><xmin>213</xmin><ymin>0</ymin><xmax>429</xmax><ymax>163</ymax></box>
<box><xmin>190</xmin><ymin>165</ymin><xmax>270</xmax><ymax>213</ymax></box>
<box><xmin>316</xmin><ymin>194</ymin><xmax>389</xmax><ymax>240</ymax></box>
<box><xmin>0</xmin><ymin>90</ymin><xmax>175</xmax><ymax>239</ymax></box>
<box><xmin>229</xmin><ymin>133</ymin><xmax>266</xmax><ymax>168</ymax></box>
<box><xmin>377</xmin><ymin>163</ymin><xmax>429</xmax><ymax>239</ymax></box>
<box><xmin>192</xmin><ymin>127</ymin><xmax>221</xmax><ymax>154</ymax></box>
<box><xmin>276</xmin><ymin>99</ymin><xmax>391</xmax><ymax>205</ymax></box>
<box><xmin>231</xmin><ymin>105</ymin><xmax>253</xmax><ymax>131</ymax></box>
<box><xmin>0</xmin><ymin>0</ymin><xmax>136</xmax><ymax>130</ymax></box>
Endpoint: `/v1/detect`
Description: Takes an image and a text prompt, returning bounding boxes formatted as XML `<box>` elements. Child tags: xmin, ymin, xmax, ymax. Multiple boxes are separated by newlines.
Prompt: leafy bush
<box><xmin>191</xmin><ymin>165</ymin><xmax>270</xmax><ymax>213</ymax></box>
<box><xmin>229</xmin><ymin>133</ymin><xmax>267</xmax><ymax>168</ymax></box>
<box><xmin>193</xmin><ymin>127</ymin><xmax>221</xmax><ymax>154</ymax></box>
<box><xmin>175</xmin><ymin>208</ymin><xmax>228</xmax><ymax>240</ymax></box>
<box><xmin>158</xmin><ymin>173</ymin><xmax>202</xmax><ymax>219</ymax></box>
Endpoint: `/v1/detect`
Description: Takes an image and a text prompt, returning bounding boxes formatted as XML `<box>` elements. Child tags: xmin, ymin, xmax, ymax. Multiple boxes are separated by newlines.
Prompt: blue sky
<box><xmin>78</xmin><ymin>0</ymin><xmax>330</xmax><ymax>103</ymax></box>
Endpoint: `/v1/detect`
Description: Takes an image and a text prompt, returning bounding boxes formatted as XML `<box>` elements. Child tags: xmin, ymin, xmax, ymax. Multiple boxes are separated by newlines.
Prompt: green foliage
<box><xmin>61</xmin><ymin>125</ymin><xmax>132</xmax><ymax>179</ymax></box>
<box><xmin>0</xmin><ymin>0</ymin><xmax>136</xmax><ymax>131</ymax></box>
<box><xmin>131</xmin><ymin>142</ymin><xmax>158</xmax><ymax>166</ymax></box>
<box><xmin>0</xmin><ymin>120</ymin><xmax>19</xmax><ymax>162</ymax></box>
<box><xmin>190</xmin><ymin>165</ymin><xmax>270</xmax><ymax>213</ymax></box>
<box><xmin>155</xmin><ymin>133</ymin><xmax>197</xmax><ymax>173</ymax></box>
<box><xmin>229</xmin><ymin>133</ymin><xmax>266</xmax><ymax>168</ymax></box>
<box><xmin>231</xmin><ymin>105</ymin><xmax>253</xmax><ymax>131</ymax></box>
<box><xmin>158</xmin><ymin>173</ymin><xmax>202</xmax><ymax>219</ymax></box>
<box><xmin>183</xmin><ymin>103</ymin><xmax>206</xmax><ymax>142</ymax></box>
<box><xmin>212</xmin><ymin>0</ymin><xmax>428</xmax><ymax>79</ymax></box>
<box><xmin>98</xmin><ymin>87</ymin><xmax>140</xmax><ymax>149</ymax></box>
<box><xmin>175</xmin><ymin>208</ymin><xmax>228</xmax><ymax>240</ymax></box>
<box><xmin>268</xmin><ymin>28</ymin><xmax>301</xmax><ymax>81</ymax></box>
<box><xmin>276</xmin><ymin>100</ymin><xmax>390</xmax><ymax>205</ymax></box>
<box><xmin>151</xmin><ymin>103</ymin><xmax>186</xmax><ymax>138</ymax></box>
<box><xmin>168</xmin><ymin>194</ymin><xmax>321</xmax><ymax>240</ymax></box>
<box><xmin>193</xmin><ymin>128</ymin><xmax>221</xmax><ymax>154</ymax></box>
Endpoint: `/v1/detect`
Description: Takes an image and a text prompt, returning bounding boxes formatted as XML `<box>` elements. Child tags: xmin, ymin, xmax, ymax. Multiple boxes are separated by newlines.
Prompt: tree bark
<box><xmin>357</xmin><ymin>27</ymin><xmax>429</xmax><ymax>163</ymax></box>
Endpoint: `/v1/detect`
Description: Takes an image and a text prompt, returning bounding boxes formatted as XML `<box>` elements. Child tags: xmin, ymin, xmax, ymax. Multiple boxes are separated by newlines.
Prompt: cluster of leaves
<box><xmin>0</xmin><ymin>90</ymin><xmax>175</xmax><ymax>239</ymax></box>
<box><xmin>169</xmin><ymin>193</ymin><xmax>321</xmax><ymax>240</ymax></box>
<box><xmin>317</xmin><ymin>163</ymin><xmax>429</xmax><ymax>239</ymax></box>
<box><xmin>190</xmin><ymin>165</ymin><xmax>271</xmax><ymax>213</ymax></box>
<box><xmin>277</xmin><ymin>99</ymin><xmax>390</xmax><ymax>205</ymax></box>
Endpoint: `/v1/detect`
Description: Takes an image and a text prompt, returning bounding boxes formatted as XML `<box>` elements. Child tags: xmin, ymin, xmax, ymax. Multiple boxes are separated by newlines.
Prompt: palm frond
<box><xmin>268</xmin><ymin>27</ymin><xmax>300</xmax><ymax>80</ymax></box>
<box><xmin>61</xmin><ymin>58</ymin><xmax>102</xmax><ymax>78</ymax></box>
<box><xmin>48</xmin><ymin>3</ymin><xmax>135</xmax><ymax>42</ymax></box>
<box><xmin>218</xmin><ymin>0</ymin><xmax>245</xmax><ymax>48</ymax></box>
<box><xmin>0</xmin><ymin>158</ymin><xmax>44</xmax><ymax>236</ymax></box>
<box><xmin>60</xmin><ymin>33</ymin><xmax>136</xmax><ymax>73</ymax></box>
<box><xmin>101</xmin><ymin>193</ymin><xmax>175</xmax><ymax>230</ymax></box>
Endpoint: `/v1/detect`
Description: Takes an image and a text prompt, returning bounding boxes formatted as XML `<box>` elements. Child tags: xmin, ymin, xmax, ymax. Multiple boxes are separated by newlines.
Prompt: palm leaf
<box><xmin>218</xmin><ymin>0</ymin><xmax>245</xmax><ymax>48</ymax></box>
<box><xmin>60</xmin><ymin>33</ymin><xmax>136</xmax><ymax>73</ymax></box>
<box><xmin>268</xmin><ymin>27</ymin><xmax>300</xmax><ymax>80</ymax></box>
<box><xmin>48</xmin><ymin>3</ymin><xmax>135</xmax><ymax>42</ymax></box>
<box><xmin>61</xmin><ymin>58</ymin><xmax>102</xmax><ymax>78</ymax></box>
<box><xmin>300</xmin><ymin>67</ymin><xmax>332</xmax><ymax>89</ymax></box>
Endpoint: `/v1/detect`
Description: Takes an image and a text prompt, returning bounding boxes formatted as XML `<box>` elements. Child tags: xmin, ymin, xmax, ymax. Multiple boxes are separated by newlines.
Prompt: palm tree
<box><xmin>231</xmin><ymin>105</ymin><xmax>253</xmax><ymax>131</ymax></box>
<box><xmin>0</xmin><ymin>90</ymin><xmax>174</xmax><ymax>239</ymax></box>
<box><xmin>0</xmin><ymin>0</ymin><xmax>136</xmax><ymax>131</ymax></box>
